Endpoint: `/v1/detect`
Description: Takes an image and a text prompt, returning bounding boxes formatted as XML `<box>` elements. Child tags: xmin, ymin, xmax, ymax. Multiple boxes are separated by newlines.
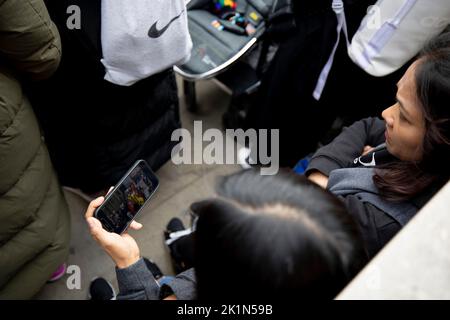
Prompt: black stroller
<box><xmin>174</xmin><ymin>0</ymin><xmax>295</xmax><ymax>111</ymax></box>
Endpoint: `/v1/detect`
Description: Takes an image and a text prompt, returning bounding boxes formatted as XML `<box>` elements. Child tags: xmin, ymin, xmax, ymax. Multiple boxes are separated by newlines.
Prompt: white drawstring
<box><xmin>313</xmin><ymin>0</ymin><xmax>350</xmax><ymax>100</ymax></box>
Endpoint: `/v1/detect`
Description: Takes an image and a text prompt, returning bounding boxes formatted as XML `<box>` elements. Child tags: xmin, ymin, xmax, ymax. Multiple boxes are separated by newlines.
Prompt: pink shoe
<box><xmin>47</xmin><ymin>263</ymin><xmax>67</xmax><ymax>282</ymax></box>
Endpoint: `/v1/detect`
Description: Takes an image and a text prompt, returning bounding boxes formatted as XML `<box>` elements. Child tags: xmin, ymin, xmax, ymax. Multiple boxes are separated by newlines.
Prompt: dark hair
<box><xmin>191</xmin><ymin>169</ymin><xmax>366</xmax><ymax>300</ymax></box>
<box><xmin>374</xmin><ymin>32</ymin><xmax>450</xmax><ymax>201</ymax></box>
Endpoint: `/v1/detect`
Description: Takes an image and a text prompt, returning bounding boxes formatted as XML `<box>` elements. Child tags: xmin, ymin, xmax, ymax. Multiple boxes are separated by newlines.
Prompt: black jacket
<box><xmin>306</xmin><ymin>117</ymin><xmax>438</xmax><ymax>258</ymax></box>
<box><xmin>26</xmin><ymin>0</ymin><xmax>181</xmax><ymax>193</ymax></box>
<box><xmin>245</xmin><ymin>0</ymin><xmax>410</xmax><ymax>167</ymax></box>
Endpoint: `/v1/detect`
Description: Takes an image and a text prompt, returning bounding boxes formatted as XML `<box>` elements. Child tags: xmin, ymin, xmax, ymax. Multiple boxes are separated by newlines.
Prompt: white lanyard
<box><xmin>313</xmin><ymin>0</ymin><xmax>350</xmax><ymax>100</ymax></box>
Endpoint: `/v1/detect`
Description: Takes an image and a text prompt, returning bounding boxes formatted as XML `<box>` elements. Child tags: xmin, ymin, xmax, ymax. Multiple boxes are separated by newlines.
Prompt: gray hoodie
<box><xmin>116</xmin><ymin>258</ymin><xmax>197</xmax><ymax>300</ymax></box>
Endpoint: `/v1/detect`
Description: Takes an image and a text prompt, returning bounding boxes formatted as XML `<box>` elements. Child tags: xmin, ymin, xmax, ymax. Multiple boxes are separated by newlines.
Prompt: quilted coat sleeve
<box><xmin>0</xmin><ymin>0</ymin><xmax>61</xmax><ymax>80</ymax></box>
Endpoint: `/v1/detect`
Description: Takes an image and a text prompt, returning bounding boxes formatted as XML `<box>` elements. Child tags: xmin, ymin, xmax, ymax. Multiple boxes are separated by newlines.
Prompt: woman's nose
<box><xmin>382</xmin><ymin>106</ymin><xmax>394</xmax><ymax>127</ymax></box>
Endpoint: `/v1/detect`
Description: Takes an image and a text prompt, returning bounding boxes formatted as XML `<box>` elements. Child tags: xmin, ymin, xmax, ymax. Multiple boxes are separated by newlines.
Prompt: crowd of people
<box><xmin>85</xmin><ymin>32</ymin><xmax>450</xmax><ymax>300</ymax></box>
<box><xmin>0</xmin><ymin>0</ymin><xmax>449</xmax><ymax>300</ymax></box>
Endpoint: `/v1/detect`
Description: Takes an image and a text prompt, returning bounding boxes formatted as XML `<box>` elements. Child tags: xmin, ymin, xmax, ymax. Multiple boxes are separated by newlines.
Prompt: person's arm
<box><xmin>115</xmin><ymin>262</ymin><xmax>198</xmax><ymax>300</ymax></box>
<box><xmin>308</xmin><ymin>145</ymin><xmax>378</xmax><ymax>188</ymax></box>
<box><xmin>84</xmin><ymin>196</ymin><xmax>156</xmax><ymax>299</ymax></box>
<box><xmin>159</xmin><ymin>268</ymin><xmax>197</xmax><ymax>300</ymax></box>
<box><xmin>85</xmin><ymin>196</ymin><xmax>198</xmax><ymax>300</ymax></box>
<box><xmin>115</xmin><ymin>258</ymin><xmax>161</xmax><ymax>300</ymax></box>
<box><xmin>0</xmin><ymin>0</ymin><xmax>61</xmax><ymax>80</ymax></box>
<box><xmin>308</xmin><ymin>171</ymin><xmax>329</xmax><ymax>189</ymax></box>
<box><xmin>305</xmin><ymin>117</ymin><xmax>386</xmax><ymax>179</ymax></box>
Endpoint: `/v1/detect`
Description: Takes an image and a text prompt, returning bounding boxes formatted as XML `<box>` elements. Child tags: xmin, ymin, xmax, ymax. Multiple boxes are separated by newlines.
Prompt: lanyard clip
<box><xmin>332</xmin><ymin>0</ymin><xmax>344</xmax><ymax>14</ymax></box>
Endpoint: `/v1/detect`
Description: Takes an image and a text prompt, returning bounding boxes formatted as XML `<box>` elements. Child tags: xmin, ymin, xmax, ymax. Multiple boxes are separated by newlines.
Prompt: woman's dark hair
<box><xmin>374</xmin><ymin>32</ymin><xmax>450</xmax><ymax>201</ymax></box>
<box><xmin>191</xmin><ymin>169</ymin><xmax>366</xmax><ymax>300</ymax></box>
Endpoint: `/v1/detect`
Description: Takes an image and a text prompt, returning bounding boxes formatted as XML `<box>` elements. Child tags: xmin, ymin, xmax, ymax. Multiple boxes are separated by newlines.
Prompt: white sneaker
<box><xmin>238</xmin><ymin>147</ymin><xmax>253</xmax><ymax>169</ymax></box>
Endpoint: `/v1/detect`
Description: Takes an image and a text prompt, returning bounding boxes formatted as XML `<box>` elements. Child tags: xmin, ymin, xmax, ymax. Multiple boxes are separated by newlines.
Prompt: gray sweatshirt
<box><xmin>116</xmin><ymin>258</ymin><xmax>197</xmax><ymax>300</ymax></box>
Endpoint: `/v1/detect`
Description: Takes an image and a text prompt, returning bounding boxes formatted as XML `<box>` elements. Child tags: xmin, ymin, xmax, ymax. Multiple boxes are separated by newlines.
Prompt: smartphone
<box><xmin>94</xmin><ymin>160</ymin><xmax>159</xmax><ymax>234</ymax></box>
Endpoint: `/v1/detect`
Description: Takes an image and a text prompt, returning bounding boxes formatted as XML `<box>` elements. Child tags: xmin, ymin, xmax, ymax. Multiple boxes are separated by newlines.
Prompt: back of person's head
<box><xmin>190</xmin><ymin>169</ymin><xmax>366</xmax><ymax>300</ymax></box>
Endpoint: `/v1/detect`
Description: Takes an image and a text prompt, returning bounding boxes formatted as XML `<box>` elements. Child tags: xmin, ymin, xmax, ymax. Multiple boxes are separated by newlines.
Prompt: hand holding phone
<box><xmin>85</xmin><ymin>160</ymin><xmax>159</xmax><ymax>268</ymax></box>
<box><xmin>94</xmin><ymin>160</ymin><xmax>159</xmax><ymax>234</ymax></box>
<box><xmin>86</xmin><ymin>196</ymin><xmax>142</xmax><ymax>269</ymax></box>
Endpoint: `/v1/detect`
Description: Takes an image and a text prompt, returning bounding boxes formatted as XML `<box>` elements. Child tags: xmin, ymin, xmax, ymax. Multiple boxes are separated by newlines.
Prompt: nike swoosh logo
<box><xmin>355</xmin><ymin>153</ymin><xmax>376</xmax><ymax>166</ymax></box>
<box><xmin>148</xmin><ymin>10</ymin><xmax>185</xmax><ymax>38</ymax></box>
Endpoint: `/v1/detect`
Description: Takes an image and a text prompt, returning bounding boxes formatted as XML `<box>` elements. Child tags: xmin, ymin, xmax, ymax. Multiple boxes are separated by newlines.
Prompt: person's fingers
<box><xmin>86</xmin><ymin>217</ymin><xmax>110</xmax><ymax>245</ymax></box>
<box><xmin>85</xmin><ymin>197</ymin><xmax>105</xmax><ymax>219</ymax></box>
<box><xmin>362</xmin><ymin>145</ymin><xmax>374</xmax><ymax>156</ymax></box>
<box><xmin>129</xmin><ymin>221</ymin><xmax>143</xmax><ymax>230</ymax></box>
<box><xmin>87</xmin><ymin>216</ymin><xmax>103</xmax><ymax>233</ymax></box>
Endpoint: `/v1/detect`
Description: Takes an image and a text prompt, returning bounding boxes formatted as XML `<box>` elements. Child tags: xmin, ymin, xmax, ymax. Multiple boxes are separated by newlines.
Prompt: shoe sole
<box><xmin>47</xmin><ymin>263</ymin><xmax>67</xmax><ymax>283</ymax></box>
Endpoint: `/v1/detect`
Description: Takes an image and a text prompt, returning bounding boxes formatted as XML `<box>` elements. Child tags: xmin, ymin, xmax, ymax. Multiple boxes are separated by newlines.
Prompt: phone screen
<box><xmin>94</xmin><ymin>160</ymin><xmax>159</xmax><ymax>234</ymax></box>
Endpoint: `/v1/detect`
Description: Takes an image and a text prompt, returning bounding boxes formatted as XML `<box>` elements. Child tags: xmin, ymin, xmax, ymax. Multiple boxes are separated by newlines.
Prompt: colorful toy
<box><xmin>212</xmin><ymin>0</ymin><xmax>237</xmax><ymax>13</ymax></box>
<box><xmin>211</xmin><ymin>0</ymin><xmax>254</xmax><ymax>35</ymax></box>
<box><xmin>211</xmin><ymin>19</ymin><xmax>224</xmax><ymax>31</ymax></box>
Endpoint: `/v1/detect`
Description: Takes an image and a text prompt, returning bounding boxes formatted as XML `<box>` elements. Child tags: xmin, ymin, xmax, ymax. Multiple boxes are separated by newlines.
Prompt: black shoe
<box><xmin>164</xmin><ymin>217</ymin><xmax>195</xmax><ymax>274</ymax></box>
<box><xmin>164</xmin><ymin>217</ymin><xmax>185</xmax><ymax>241</ymax></box>
<box><xmin>88</xmin><ymin>277</ymin><xmax>116</xmax><ymax>300</ymax></box>
<box><xmin>143</xmin><ymin>257</ymin><xmax>163</xmax><ymax>280</ymax></box>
